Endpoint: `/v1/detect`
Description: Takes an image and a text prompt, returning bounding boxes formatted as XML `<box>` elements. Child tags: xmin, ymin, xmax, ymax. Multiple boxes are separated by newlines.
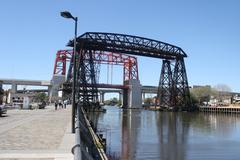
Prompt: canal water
<box><xmin>96</xmin><ymin>106</ymin><xmax>240</xmax><ymax>160</ymax></box>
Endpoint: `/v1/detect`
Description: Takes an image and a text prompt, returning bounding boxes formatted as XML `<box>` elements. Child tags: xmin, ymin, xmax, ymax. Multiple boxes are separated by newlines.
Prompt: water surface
<box><xmin>96</xmin><ymin>106</ymin><xmax>240</xmax><ymax>160</ymax></box>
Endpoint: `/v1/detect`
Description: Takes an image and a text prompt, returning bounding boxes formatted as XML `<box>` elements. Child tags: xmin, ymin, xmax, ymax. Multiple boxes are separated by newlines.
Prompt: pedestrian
<box><xmin>59</xmin><ymin>100</ymin><xmax>63</xmax><ymax>109</ymax></box>
<box><xmin>54</xmin><ymin>101</ymin><xmax>58</xmax><ymax>110</ymax></box>
<box><xmin>64</xmin><ymin>100</ymin><xmax>67</xmax><ymax>109</ymax></box>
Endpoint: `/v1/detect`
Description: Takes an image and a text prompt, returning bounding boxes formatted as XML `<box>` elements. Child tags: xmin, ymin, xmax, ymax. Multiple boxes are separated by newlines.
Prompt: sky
<box><xmin>0</xmin><ymin>0</ymin><xmax>240</xmax><ymax>92</ymax></box>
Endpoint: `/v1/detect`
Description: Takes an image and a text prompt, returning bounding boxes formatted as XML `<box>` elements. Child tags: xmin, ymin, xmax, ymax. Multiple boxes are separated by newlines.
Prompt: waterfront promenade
<box><xmin>0</xmin><ymin>105</ymin><xmax>74</xmax><ymax>160</ymax></box>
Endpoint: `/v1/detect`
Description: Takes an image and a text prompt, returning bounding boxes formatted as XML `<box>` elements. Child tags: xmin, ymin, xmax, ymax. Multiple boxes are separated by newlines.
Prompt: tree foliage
<box><xmin>190</xmin><ymin>84</ymin><xmax>232</xmax><ymax>105</ymax></box>
<box><xmin>214</xmin><ymin>84</ymin><xmax>232</xmax><ymax>92</ymax></box>
<box><xmin>34</xmin><ymin>93</ymin><xmax>48</xmax><ymax>102</ymax></box>
<box><xmin>104</xmin><ymin>97</ymin><xmax>121</xmax><ymax>106</ymax></box>
<box><xmin>144</xmin><ymin>97</ymin><xmax>153</xmax><ymax>104</ymax></box>
<box><xmin>190</xmin><ymin>86</ymin><xmax>212</xmax><ymax>104</ymax></box>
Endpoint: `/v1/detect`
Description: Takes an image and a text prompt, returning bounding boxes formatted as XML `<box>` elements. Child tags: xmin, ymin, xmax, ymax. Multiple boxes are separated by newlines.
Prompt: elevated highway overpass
<box><xmin>0</xmin><ymin>78</ymin><xmax>158</xmax><ymax>104</ymax></box>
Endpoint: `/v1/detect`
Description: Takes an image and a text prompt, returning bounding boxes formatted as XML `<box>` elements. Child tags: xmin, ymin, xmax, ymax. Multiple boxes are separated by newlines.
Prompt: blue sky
<box><xmin>0</xmin><ymin>0</ymin><xmax>240</xmax><ymax>91</ymax></box>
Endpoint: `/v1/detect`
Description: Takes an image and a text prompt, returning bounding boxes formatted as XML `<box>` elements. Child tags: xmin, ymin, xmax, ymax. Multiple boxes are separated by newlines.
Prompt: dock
<box><xmin>199</xmin><ymin>105</ymin><xmax>240</xmax><ymax>113</ymax></box>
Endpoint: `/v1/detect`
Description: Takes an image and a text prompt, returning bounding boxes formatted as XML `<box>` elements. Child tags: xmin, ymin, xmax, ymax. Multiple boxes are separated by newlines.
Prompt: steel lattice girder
<box><xmin>75</xmin><ymin>49</ymin><xmax>99</xmax><ymax>109</ymax></box>
<box><xmin>157</xmin><ymin>60</ymin><xmax>173</xmax><ymax>107</ymax></box>
<box><xmin>67</xmin><ymin>32</ymin><xmax>187</xmax><ymax>60</ymax></box>
<box><xmin>156</xmin><ymin>58</ymin><xmax>191</xmax><ymax>110</ymax></box>
<box><xmin>172</xmin><ymin>57</ymin><xmax>191</xmax><ymax>109</ymax></box>
<box><xmin>53</xmin><ymin>50</ymin><xmax>72</xmax><ymax>75</ymax></box>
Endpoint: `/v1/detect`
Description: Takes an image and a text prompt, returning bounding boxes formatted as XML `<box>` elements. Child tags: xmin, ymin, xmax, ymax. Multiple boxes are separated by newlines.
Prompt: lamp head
<box><xmin>60</xmin><ymin>11</ymin><xmax>74</xmax><ymax>19</ymax></box>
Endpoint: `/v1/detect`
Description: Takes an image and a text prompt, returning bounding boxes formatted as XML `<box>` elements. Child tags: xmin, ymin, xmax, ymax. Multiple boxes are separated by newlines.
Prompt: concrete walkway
<box><xmin>0</xmin><ymin>105</ymin><xmax>74</xmax><ymax>160</ymax></box>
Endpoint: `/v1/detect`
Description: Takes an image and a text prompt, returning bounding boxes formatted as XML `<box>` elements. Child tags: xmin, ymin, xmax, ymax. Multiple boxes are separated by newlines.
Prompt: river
<box><xmin>95</xmin><ymin>106</ymin><xmax>240</xmax><ymax>160</ymax></box>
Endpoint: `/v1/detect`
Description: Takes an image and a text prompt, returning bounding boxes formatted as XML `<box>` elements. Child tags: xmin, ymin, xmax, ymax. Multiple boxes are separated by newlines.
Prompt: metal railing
<box><xmin>71</xmin><ymin>105</ymin><xmax>108</xmax><ymax>160</ymax></box>
<box><xmin>72</xmin><ymin>106</ymin><xmax>82</xmax><ymax>160</ymax></box>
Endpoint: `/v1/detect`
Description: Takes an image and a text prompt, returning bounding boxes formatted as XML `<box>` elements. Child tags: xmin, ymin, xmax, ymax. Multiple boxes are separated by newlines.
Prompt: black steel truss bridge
<box><xmin>64</xmin><ymin>32</ymin><xmax>192</xmax><ymax>111</ymax></box>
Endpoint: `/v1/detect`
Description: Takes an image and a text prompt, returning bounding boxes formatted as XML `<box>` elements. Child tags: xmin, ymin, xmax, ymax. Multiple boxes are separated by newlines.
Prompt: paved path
<box><xmin>0</xmin><ymin>105</ymin><xmax>74</xmax><ymax>160</ymax></box>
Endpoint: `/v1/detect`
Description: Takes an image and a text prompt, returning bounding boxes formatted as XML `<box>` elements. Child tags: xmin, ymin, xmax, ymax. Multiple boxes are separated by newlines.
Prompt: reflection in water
<box><xmin>121</xmin><ymin>109</ymin><xmax>141</xmax><ymax>160</ymax></box>
<box><xmin>96</xmin><ymin>106</ymin><xmax>240</xmax><ymax>160</ymax></box>
<box><xmin>156</xmin><ymin>112</ymin><xmax>188</xmax><ymax>160</ymax></box>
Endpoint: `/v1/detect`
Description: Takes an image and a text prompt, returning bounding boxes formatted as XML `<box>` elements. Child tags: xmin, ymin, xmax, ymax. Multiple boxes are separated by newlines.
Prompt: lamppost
<box><xmin>61</xmin><ymin>11</ymin><xmax>78</xmax><ymax>133</ymax></box>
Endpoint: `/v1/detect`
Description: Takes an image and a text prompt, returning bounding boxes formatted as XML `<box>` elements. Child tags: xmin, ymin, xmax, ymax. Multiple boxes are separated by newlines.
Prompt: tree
<box><xmin>189</xmin><ymin>93</ymin><xmax>198</xmax><ymax>105</ymax></box>
<box><xmin>144</xmin><ymin>97</ymin><xmax>153</xmax><ymax>105</ymax></box>
<box><xmin>34</xmin><ymin>93</ymin><xmax>48</xmax><ymax>102</ymax></box>
<box><xmin>111</xmin><ymin>97</ymin><xmax>118</xmax><ymax>104</ymax></box>
<box><xmin>214</xmin><ymin>84</ymin><xmax>231</xmax><ymax>92</ymax></box>
<box><xmin>190</xmin><ymin>86</ymin><xmax>212</xmax><ymax>104</ymax></box>
<box><xmin>213</xmin><ymin>84</ymin><xmax>232</xmax><ymax>102</ymax></box>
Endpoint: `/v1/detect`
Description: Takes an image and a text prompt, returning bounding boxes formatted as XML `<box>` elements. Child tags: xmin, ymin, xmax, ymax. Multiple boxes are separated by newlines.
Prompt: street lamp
<box><xmin>61</xmin><ymin>11</ymin><xmax>78</xmax><ymax>133</ymax></box>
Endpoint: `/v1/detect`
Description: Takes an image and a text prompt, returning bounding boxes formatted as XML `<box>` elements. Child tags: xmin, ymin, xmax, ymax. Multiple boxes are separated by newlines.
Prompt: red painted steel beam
<box><xmin>78</xmin><ymin>83</ymin><xmax>129</xmax><ymax>89</ymax></box>
<box><xmin>53</xmin><ymin>50</ymin><xmax>139</xmax><ymax>82</ymax></box>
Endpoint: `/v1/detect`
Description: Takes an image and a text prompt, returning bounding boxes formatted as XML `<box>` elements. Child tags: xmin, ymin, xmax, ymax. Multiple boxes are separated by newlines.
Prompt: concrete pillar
<box><xmin>119</xmin><ymin>91</ymin><xmax>123</xmax><ymax>105</ymax></box>
<box><xmin>122</xmin><ymin>88</ymin><xmax>128</xmax><ymax>108</ymax></box>
<box><xmin>47</xmin><ymin>86</ymin><xmax>51</xmax><ymax>97</ymax></box>
<box><xmin>0</xmin><ymin>83</ymin><xmax>3</xmax><ymax>105</ymax></box>
<box><xmin>100</xmin><ymin>92</ymin><xmax>105</xmax><ymax>104</ymax></box>
<box><xmin>10</xmin><ymin>83</ymin><xmax>17</xmax><ymax>103</ymax></box>
<box><xmin>49</xmin><ymin>74</ymin><xmax>65</xmax><ymax>102</ymax></box>
<box><xmin>124</xmin><ymin>79</ymin><xmax>142</xmax><ymax>108</ymax></box>
<box><xmin>11</xmin><ymin>83</ymin><xmax>17</xmax><ymax>94</ymax></box>
<box><xmin>142</xmin><ymin>92</ymin><xmax>145</xmax><ymax>104</ymax></box>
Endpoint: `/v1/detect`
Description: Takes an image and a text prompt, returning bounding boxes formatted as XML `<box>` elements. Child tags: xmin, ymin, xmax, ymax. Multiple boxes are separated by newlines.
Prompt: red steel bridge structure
<box><xmin>53</xmin><ymin>49</ymin><xmax>138</xmax><ymax>84</ymax></box>
<box><xmin>53</xmin><ymin>32</ymin><xmax>192</xmax><ymax>111</ymax></box>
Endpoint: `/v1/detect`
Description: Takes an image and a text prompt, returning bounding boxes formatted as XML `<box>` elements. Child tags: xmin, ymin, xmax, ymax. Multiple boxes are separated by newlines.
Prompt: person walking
<box><xmin>54</xmin><ymin>101</ymin><xmax>58</xmax><ymax>110</ymax></box>
<box><xmin>59</xmin><ymin>100</ymin><xmax>63</xmax><ymax>109</ymax></box>
<box><xmin>64</xmin><ymin>100</ymin><xmax>67</xmax><ymax>109</ymax></box>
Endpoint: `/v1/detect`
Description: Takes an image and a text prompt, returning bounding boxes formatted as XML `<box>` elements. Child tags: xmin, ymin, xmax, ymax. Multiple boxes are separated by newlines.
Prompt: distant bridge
<box><xmin>0</xmin><ymin>78</ymin><xmax>51</xmax><ymax>86</ymax></box>
<box><xmin>0</xmin><ymin>78</ymin><xmax>158</xmax><ymax>103</ymax></box>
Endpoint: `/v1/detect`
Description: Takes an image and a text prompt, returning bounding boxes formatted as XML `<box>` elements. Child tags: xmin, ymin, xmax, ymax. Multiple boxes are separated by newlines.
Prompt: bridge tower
<box><xmin>157</xmin><ymin>60</ymin><xmax>173</xmax><ymax>108</ymax></box>
<box><xmin>157</xmin><ymin>57</ymin><xmax>191</xmax><ymax>111</ymax></box>
<box><xmin>123</xmin><ymin>56</ymin><xmax>141</xmax><ymax>108</ymax></box>
<box><xmin>172</xmin><ymin>57</ymin><xmax>191</xmax><ymax>111</ymax></box>
<box><xmin>75</xmin><ymin>49</ymin><xmax>99</xmax><ymax>111</ymax></box>
<box><xmin>50</xmin><ymin>50</ymin><xmax>70</xmax><ymax>102</ymax></box>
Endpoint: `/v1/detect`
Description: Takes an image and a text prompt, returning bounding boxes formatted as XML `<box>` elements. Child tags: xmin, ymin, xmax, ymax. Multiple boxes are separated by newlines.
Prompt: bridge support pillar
<box><xmin>48</xmin><ymin>86</ymin><xmax>52</xmax><ymax>98</ymax></box>
<box><xmin>157</xmin><ymin>60</ymin><xmax>173</xmax><ymax>108</ymax></box>
<box><xmin>142</xmin><ymin>92</ymin><xmax>146</xmax><ymax>104</ymax></box>
<box><xmin>0</xmin><ymin>83</ymin><xmax>3</xmax><ymax>105</ymax></box>
<box><xmin>100</xmin><ymin>92</ymin><xmax>105</xmax><ymax>104</ymax></box>
<box><xmin>172</xmin><ymin>57</ymin><xmax>191</xmax><ymax>110</ymax></box>
<box><xmin>122</xmin><ymin>88</ymin><xmax>128</xmax><ymax>108</ymax></box>
<box><xmin>49</xmin><ymin>74</ymin><xmax>65</xmax><ymax>102</ymax></box>
<box><xmin>124</xmin><ymin>79</ymin><xmax>142</xmax><ymax>108</ymax></box>
<box><xmin>119</xmin><ymin>91</ymin><xmax>123</xmax><ymax>105</ymax></box>
<box><xmin>10</xmin><ymin>83</ymin><xmax>17</xmax><ymax>103</ymax></box>
<box><xmin>11</xmin><ymin>83</ymin><xmax>17</xmax><ymax>94</ymax></box>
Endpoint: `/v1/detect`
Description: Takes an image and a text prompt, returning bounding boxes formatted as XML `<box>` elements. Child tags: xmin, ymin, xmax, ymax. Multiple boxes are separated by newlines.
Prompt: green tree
<box><xmin>213</xmin><ymin>84</ymin><xmax>232</xmax><ymax>102</ymax></box>
<box><xmin>190</xmin><ymin>86</ymin><xmax>212</xmax><ymax>104</ymax></box>
<box><xmin>34</xmin><ymin>93</ymin><xmax>48</xmax><ymax>102</ymax></box>
<box><xmin>144</xmin><ymin>97</ymin><xmax>152</xmax><ymax>104</ymax></box>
